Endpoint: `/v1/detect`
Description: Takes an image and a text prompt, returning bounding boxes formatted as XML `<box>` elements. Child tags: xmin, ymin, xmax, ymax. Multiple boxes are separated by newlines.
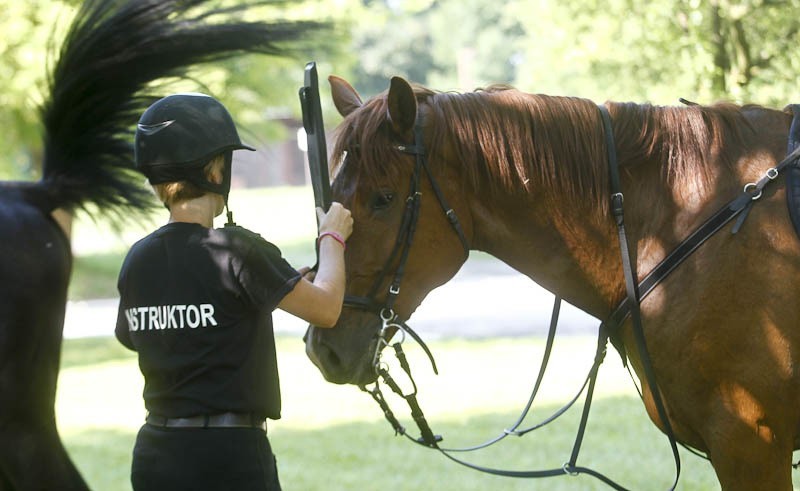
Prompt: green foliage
<box><xmin>505</xmin><ymin>0</ymin><xmax>701</xmax><ymax>102</ymax></box>
<box><xmin>341</xmin><ymin>0</ymin><xmax>800</xmax><ymax>106</ymax></box>
<box><xmin>0</xmin><ymin>0</ymin><xmax>346</xmax><ymax>179</ymax></box>
<box><xmin>0</xmin><ymin>0</ymin><xmax>75</xmax><ymax>179</ymax></box>
<box><xmin>504</xmin><ymin>0</ymin><xmax>800</xmax><ymax>105</ymax></box>
<box><xmin>5</xmin><ymin>0</ymin><xmax>800</xmax><ymax>178</ymax></box>
<box><xmin>346</xmin><ymin>0</ymin><xmax>528</xmax><ymax>95</ymax></box>
<box><xmin>347</xmin><ymin>6</ymin><xmax>438</xmax><ymax>95</ymax></box>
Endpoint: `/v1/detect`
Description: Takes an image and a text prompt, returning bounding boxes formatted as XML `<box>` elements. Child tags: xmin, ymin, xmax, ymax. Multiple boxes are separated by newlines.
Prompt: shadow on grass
<box><xmin>64</xmin><ymin>396</ymin><xmax>727</xmax><ymax>491</ymax></box>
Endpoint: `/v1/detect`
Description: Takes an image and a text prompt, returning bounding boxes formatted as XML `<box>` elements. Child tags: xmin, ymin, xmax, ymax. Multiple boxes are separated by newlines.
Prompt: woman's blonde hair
<box><xmin>153</xmin><ymin>154</ymin><xmax>225</xmax><ymax>208</ymax></box>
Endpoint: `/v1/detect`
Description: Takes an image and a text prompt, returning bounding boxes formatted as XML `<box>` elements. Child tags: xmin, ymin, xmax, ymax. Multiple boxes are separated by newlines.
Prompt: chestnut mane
<box><xmin>332</xmin><ymin>84</ymin><xmax>752</xmax><ymax>213</ymax></box>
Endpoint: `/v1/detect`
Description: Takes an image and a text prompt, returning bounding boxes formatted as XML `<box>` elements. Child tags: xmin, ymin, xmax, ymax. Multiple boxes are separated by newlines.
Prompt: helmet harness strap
<box><xmin>177</xmin><ymin>151</ymin><xmax>236</xmax><ymax>226</ymax></box>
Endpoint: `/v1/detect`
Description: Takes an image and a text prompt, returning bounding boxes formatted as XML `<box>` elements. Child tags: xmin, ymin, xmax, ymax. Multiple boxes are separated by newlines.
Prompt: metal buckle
<box><xmin>743</xmin><ymin>182</ymin><xmax>762</xmax><ymax>200</ymax></box>
<box><xmin>372</xmin><ymin>309</ymin><xmax>405</xmax><ymax>374</ymax></box>
<box><xmin>767</xmin><ymin>167</ymin><xmax>779</xmax><ymax>180</ymax></box>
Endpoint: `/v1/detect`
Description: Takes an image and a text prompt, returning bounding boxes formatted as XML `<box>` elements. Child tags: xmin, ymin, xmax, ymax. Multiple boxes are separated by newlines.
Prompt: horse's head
<box><xmin>304</xmin><ymin>76</ymin><xmax>471</xmax><ymax>385</ymax></box>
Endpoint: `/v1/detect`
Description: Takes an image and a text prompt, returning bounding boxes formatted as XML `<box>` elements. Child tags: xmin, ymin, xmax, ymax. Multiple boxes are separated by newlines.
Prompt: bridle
<box><xmin>340</xmin><ymin>103</ymin><xmax>800</xmax><ymax>489</ymax></box>
<box><xmin>342</xmin><ymin>116</ymin><xmax>470</xmax><ymax>312</ymax></box>
<box><xmin>341</xmin><ymin>115</ymin><xmax>470</xmax><ymax>378</ymax></box>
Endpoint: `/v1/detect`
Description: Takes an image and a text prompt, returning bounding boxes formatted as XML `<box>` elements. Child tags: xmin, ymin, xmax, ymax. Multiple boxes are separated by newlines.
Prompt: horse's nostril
<box><xmin>322</xmin><ymin>344</ymin><xmax>343</xmax><ymax>369</ymax></box>
<box><xmin>304</xmin><ymin>325</ymin><xmax>376</xmax><ymax>385</ymax></box>
<box><xmin>305</xmin><ymin>329</ymin><xmax>345</xmax><ymax>379</ymax></box>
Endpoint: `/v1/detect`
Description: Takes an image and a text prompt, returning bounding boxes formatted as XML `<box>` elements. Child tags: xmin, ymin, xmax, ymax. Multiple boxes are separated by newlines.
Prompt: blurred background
<box><xmin>5</xmin><ymin>0</ymin><xmax>800</xmax><ymax>489</ymax></box>
<box><xmin>5</xmin><ymin>0</ymin><xmax>800</xmax><ymax>184</ymax></box>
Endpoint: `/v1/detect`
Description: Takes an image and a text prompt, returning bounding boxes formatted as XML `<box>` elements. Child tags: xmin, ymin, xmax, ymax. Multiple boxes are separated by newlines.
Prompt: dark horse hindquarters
<box><xmin>0</xmin><ymin>186</ymin><xmax>77</xmax><ymax>488</ymax></box>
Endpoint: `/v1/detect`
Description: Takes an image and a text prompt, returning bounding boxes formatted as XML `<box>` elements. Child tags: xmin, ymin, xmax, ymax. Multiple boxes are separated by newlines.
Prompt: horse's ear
<box><xmin>387</xmin><ymin>76</ymin><xmax>417</xmax><ymax>137</ymax></box>
<box><xmin>329</xmin><ymin>75</ymin><xmax>363</xmax><ymax>117</ymax></box>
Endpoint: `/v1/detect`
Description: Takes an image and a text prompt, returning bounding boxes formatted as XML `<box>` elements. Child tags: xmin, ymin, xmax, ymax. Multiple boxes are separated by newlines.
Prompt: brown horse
<box><xmin>303</xmin><ymin>75</ymin><xmax>800</xmax><ymax>490</ymax></box>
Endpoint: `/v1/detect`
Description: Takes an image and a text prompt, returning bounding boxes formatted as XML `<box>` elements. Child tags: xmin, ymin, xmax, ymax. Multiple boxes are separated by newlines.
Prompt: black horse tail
<box><xmin>35</xmin><ymin>0</ymin><xmax>324</xmax><ymax>218</ymax></box>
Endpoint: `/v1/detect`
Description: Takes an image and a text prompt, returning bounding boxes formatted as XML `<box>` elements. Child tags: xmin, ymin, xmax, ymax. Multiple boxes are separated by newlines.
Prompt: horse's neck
<box><xmin>467</xmin><ymin>146</ymin><xmax>770</xmax><ymax>320</ymax></box>
<box><xmin>467</xmin><ymin>192</ymin><xmax>624</xmax><ymax>318</ymax></box>
<box><xmin>467</xmin><ymin>158</ymin><xmax>726</xmax><ymax>319</ymax></box>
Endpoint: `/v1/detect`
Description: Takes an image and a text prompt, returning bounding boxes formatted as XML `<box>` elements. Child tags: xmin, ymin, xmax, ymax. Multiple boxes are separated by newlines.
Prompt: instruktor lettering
<box><xmin>124</xmin><ymin>304</ymin><xmax>218</xmax><ymax>331</ymax></box>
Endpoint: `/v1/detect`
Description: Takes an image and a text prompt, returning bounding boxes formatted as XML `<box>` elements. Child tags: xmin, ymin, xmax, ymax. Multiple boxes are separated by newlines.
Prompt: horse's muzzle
<box><xmin>303</xmin><ymin>324</ymin><xmax>379</xmax><ymax>386</ymax></box>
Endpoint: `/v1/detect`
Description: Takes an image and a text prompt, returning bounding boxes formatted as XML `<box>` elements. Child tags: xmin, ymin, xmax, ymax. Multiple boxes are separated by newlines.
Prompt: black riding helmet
<box><xmin>135</xmin><ymin>93</ymin><xmax>255</xmax><ymax>201</ymax></box>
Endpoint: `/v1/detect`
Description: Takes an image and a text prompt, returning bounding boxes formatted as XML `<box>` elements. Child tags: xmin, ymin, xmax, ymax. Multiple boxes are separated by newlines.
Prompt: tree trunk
<box><xmin>709</xmin><ymin>0</ymin><xmax>729</xmax><ymax>98</ymax></box>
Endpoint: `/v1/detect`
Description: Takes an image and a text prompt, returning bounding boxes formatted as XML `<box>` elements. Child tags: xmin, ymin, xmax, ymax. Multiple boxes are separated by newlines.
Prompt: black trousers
<box><xmin>131</xmin><ymin>424</ymin><xmax>281</xmax><ymax>491</ymax></box>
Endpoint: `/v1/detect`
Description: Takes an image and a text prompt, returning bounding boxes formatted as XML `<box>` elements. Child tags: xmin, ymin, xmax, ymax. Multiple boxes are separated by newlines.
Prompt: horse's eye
<box><xmin>370</xmin><ymin>192</ymin><xmax>394</xmax><ymax>211</ymax></box>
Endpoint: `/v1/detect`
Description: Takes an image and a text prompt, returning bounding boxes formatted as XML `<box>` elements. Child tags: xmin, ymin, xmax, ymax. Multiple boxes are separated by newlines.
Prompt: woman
<box><xmin>115</xmin><ymin>93</ymin><xmax>352</xmax><ymax>490</ymax></box>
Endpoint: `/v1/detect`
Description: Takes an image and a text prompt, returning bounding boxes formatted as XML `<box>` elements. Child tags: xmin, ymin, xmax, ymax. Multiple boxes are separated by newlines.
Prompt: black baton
<box><xmin>299</xmin><ymin>61</ymin><xmax>332</xmax><ymax>214</ymax></box>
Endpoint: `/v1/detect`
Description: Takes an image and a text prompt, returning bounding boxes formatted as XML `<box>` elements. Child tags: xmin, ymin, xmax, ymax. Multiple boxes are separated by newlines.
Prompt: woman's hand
<box><xmin>316</xmin><ymin>202</ymin><xmax>353</xmax><ymax>240</ymax></box>
<box><xmin>297</xmin><ymin>266</ymin><xmax>316</xmax><ymax>281</ymax></box>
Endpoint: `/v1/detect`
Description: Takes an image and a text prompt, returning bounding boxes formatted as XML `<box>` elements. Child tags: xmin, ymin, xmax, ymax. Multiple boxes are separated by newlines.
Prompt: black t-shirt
<box><xmin>115</xmin><ymin>222</ymin><xmax>301</xmax><ymax>420</ymax></box>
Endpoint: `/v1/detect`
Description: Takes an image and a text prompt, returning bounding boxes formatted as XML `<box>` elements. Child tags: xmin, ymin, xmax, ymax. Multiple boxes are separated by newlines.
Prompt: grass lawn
<box><xmin>58</xmin><ymin>335</ymin><xmax>731</xmax><ymax>491</ymax></box>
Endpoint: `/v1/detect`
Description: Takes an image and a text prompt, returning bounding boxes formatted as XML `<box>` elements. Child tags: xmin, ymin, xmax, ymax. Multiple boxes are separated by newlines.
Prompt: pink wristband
<box><xmin>318</xmin><ymin>231</ymin><xmax>346</xmax><ymax>250</ymax></box>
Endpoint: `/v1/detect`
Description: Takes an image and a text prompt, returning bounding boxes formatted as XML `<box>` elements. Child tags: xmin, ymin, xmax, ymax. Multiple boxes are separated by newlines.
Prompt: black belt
<box><xmin>146</xmin><ymin>412</ymin><xmax>267</xmax><ymax>431</ymax></box>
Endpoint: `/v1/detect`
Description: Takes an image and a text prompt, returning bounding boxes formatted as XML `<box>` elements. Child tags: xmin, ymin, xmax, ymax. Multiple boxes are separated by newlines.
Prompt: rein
<box><xmin>348</xmin><ymin>104</ymin><xmax>800</xmax><ymax>489</ymax></box>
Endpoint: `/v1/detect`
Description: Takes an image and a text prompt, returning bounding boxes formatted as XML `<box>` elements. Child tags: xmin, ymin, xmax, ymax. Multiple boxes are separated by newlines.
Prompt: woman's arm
<box><xmin>277</xmin><ymin>202</ymin><xmax>352</xmax><ymax>327</ymax></box>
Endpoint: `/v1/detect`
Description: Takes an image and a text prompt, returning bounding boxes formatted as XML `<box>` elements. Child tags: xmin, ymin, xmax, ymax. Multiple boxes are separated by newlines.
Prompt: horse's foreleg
<box><xmin>703</xmin><ymin>408</ymin><xmax>794</xmax><ymax>491</ymax></box>
<box><xmin>640</xmin><ymin>374</ymin><xmax>794</xmax><ymax>490</ymax></box>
